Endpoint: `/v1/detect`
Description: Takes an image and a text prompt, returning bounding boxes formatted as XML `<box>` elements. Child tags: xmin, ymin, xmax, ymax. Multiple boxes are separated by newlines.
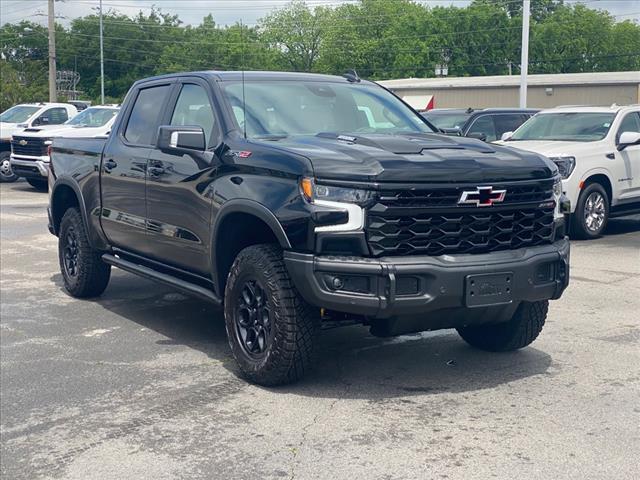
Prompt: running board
<box><xmin>102</xmin><ymin>254</ymin><xmax>222</xmax><ymax>305</ymax></box>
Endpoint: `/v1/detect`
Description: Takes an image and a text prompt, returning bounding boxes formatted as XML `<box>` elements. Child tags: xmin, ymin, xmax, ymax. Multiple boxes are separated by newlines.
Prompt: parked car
<box><xmin>497</xmin><ymin>105</ymin><xmax>640</xmax><ymax>239</ymax></box>
<box><xmin>48</xmin><ymin>71</ymin><xmax>570</xmax><ymax>386</ymax></box>
<box><xmin>422</xmin><ymin>108</ymin><xmax>538</xmax><ymax>142</ymax></box>
<box><xmin>10</xmin><ymin>106</ymin><xmax>119</xmax><ymax>191</ymax></box>
<box><xmin>0</xmin><ymin>103</ymin><xmax>78</xmax><ymax>182</ymax></box>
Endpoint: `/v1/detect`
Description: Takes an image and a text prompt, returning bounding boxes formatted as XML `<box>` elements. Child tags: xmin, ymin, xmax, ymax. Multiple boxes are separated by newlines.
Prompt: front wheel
<box><xmin>224</xmin><ymin>244</ymin><xmax>319</xmax><ymax>386</ymax></box>
<box><xmin>0</xmin><ymin>151</ymin><xmax>18</xmax><ymax>183</ymax></box>
<box><xmin>27</xmin><ymin>178</ymin><xmax>48</xmax><ymax>192</ymax></box>
<box><xmin>58</xmin><ymin>208</ymin><xmax>111</xmax><ymax>298</ymax></box>
<box><xmin>571</xmin><ymin>183</ymin><xmax>609</xmax><ymax>239</ymax></box>
<box><xmin>457</xmin><ymin>301</ymin><xmax>548</xmax><ymax>352</ymax></box>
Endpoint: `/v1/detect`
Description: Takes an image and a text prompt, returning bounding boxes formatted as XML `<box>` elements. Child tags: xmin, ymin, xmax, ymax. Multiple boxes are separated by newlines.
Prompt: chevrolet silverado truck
<box><xmin>11</xmin><ymin>106</ymin><xmax>119</xmax><ymax>191</ymax></box>
<box><xmin>48</xmin><ymin>71</ymin><xmax>570</xmax><ymax>386</ymax></box>
<box><xmin>1</xmin><ymin>103</ymin><xmax>78</xmax><ymax>182</ymax></box>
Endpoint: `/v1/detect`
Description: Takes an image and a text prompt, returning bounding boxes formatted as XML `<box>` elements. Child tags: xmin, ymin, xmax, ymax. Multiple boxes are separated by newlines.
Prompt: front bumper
<box><xmin>10</xmin><ymin>155</ymin><xmax>49</xmax><ymax>178</ymax></box>
<box><xmin>285</xmin><ymin>238</ymin><xmax>570</xmax><ymax>320</ymax></box>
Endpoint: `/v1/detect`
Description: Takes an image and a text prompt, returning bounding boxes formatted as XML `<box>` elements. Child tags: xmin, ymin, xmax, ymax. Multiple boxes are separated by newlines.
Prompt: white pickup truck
<box><xmin>498</xmin><ymin>105</ymin><xmax>640</xmax><ymax>238</ymax></box>
<box><xmin>0</xmin><ymin>103</ymin><xmax>78</xmax><ymax>183</ymax></box>
<box><xmin>10</xmin><ymin>106</ymin><xmax>119</xmax><ymax>191</ymax></box>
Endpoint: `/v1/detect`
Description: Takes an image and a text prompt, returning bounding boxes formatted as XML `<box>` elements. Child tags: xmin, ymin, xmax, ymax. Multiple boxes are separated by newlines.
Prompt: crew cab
<box><xmin>498</xmin><ymin>105</ymin><xmax>640</xmax><ymax>238</ymax></box>
<box><xmin>10</xmin><ymin>106</ymin><xmax>119</xmax><ymax>191</ymax></box>
<box><xmin>422</xmin><ymin>108</ymin><xmax>538</xmax><ymax>142</ymax></box>
<box><xmin>48</xmin><ymin>71</ymin><xmax>570</xmax><ymax>385</ymax></box>
<box><xmin>0</xmin><ymin>103</ymin><xmax>78</xmax><ymax>182</ymax></box>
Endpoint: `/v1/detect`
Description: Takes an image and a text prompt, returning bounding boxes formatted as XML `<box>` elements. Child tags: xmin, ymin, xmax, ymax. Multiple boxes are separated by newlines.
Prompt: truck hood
<box><xmin>261</xmin><ymin>133</ymin><xmax>555</xmax><ymax>183</ymax></box>
<box><xmin>495</xmin><ymin>139</ymin><xmax>602</xmax><ymax>158</ymax></box>
<box><xmin>0</xmin><ymin>122</ymin><xmax>24</xmax><ymax>140</ymax></box>
<box><xmin>18</xmin><ymin>125</ymin><xmax>110</xmax><ymax>139</ymax></box>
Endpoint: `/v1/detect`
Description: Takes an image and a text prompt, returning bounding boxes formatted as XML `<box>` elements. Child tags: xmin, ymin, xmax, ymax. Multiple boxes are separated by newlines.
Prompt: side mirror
<box><xmin>157</xmin><ymin>125</ymin><xmax>206</xmax><ymax>153</ymax></box>
<box><xmin>440</xmin><ymin>127</ymin><xmax>462</xmax><ymax>136</ymax></box>
<box><xmin>617</xmin><ymin>131</ymin><xmax>640</xmax><ymax>151</ymax></box>
<box><xmin>467</xmin><ymin>132</ymin><xmax>487</xmax><ymax>142</ymax></box>
<box><xmin>501</xmin><ymin>131</ymin><xmax>514</xmax><ymax>141</ymax></box>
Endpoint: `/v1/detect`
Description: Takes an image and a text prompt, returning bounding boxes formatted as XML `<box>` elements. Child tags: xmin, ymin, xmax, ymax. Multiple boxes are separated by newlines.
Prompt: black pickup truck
<box><xmin>48</xmin><ymin>71</ymin><xmax>570</xmax><ymax>385</ymax></box>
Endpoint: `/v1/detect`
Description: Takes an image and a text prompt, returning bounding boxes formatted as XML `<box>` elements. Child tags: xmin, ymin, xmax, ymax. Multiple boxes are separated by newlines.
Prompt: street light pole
<box><xmin>519</xmin><ymin>0</ymin><xmax>531</xmax><ymax>108</ymax></box>
<box><xmin>100</xmin><ymin>0</ymin><xmax>105</xmax><ymax>104</ymax></box>
<box><xmin>48</xmin><ymin>0</ymin><xmax>57</xmax><ymax>102</ymax></box>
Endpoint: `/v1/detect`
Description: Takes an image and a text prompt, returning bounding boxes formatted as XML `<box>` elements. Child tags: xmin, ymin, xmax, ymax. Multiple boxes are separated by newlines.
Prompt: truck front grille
<box><xmin>11</xmin><ymin>137</ymin><xmax>47</xmax><ymax>157</ymax></box>
<box><xmin>366</xmin><ymin>181</ymin><xmax>557</xmax><ymax>257</ymax></box>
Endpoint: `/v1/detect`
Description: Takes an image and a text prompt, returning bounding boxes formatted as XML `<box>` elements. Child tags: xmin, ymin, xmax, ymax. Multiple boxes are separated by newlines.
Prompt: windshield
<box><xmin>422</xmin><ymin>112</ymin><xmax>471</xmax><ymax>130</ymax></box>
<box><xmin>0</xmin><ymin>105</ymin><xmax>40</xmax><ymax>124</ymax></box>
<box><xmin>221</xmin><ymin>81</ymin><xmax>435</xmax><ymax>138</ymax></box>
<box><xmin>66</xmin><ymin>107</ymin><xmax>118</xmax><ymax>127</ymax></box>
<box><xmin>511</xmin><ymin>112</ymin><xmax>615</xmax><ymax>142</ymax></box>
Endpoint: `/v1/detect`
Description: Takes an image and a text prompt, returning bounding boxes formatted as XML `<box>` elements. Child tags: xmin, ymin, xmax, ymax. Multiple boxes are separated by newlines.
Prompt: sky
<box><xmin>1</xmin><ymin>0</ymin><xmax>638</xmax><ymax>27</ymax></box>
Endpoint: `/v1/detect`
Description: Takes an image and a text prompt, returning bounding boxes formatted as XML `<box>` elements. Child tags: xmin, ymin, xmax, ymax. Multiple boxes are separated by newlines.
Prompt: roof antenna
<box><xmin>343</xmin><ymin>69</ymin><xmax>361</xmax><ymax>83</ymax></box>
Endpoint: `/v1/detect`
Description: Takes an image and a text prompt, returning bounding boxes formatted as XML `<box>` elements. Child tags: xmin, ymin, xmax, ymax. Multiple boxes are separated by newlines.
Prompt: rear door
<box><xmin>100</xmin><ymin>81</ymin><xmax>174</xmax><ymax>253</ymax></box>
<box><xmin>144</xmin><ymin>78</ymin><xmax>220</xmax><ymax>275</ymax></box>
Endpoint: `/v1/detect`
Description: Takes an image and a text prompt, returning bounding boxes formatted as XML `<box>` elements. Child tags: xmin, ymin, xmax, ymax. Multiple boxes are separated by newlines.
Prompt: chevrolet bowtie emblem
<box><xmin>458</xmin><ymin>186</ymin><xmax>507</xmax><ymax>207</ymax></box>
<box><xmin>19</xmin><ymin>139</ymin><xmax>28</xmax><ymax>146</ymax></box>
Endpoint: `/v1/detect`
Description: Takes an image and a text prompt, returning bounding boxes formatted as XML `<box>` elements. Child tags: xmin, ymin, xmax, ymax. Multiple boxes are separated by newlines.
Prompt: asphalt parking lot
<box><xmin>1</xmin><ymin>180</ymin><xmax>639</xmax><ymax>480</ymax></box>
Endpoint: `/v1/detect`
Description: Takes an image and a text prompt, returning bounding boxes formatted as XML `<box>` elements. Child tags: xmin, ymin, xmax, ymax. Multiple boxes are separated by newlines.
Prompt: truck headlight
<box><xmin>300</xmin><ymin>178</ymin><xmax>372</xmax><ymax>205</ymax></box>
<box><xmin>549</xmin><ymin>156</ymin><xmax>575</xmax><ymax>179</ymax></box>
<box><xmin>300</xmin><ymin>177</ymin><xmax>370</xmax><ymax>232</ymax></box>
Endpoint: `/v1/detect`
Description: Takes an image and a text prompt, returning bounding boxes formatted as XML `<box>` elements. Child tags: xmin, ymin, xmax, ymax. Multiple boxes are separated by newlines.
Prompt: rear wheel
<box><xmin>27</xmin><ymin>178</ymin><xmax>48</xmax><ymax>192</ymax></box>
<box><xmin>457</xmin><ymin>300</ymin><xmax>548</xmax><ymax>352</ymax></box>
<box><xmin>224</xmin><ymin>244</ymin><xmax>319</xmax><ymax>386</ymax></box>
<box><xmin>571</xmin><ymin>183</ymin><xmax>609</xmax><ymax>239</ymax></box>
<box><xmin>58</xmin><ymin>208</ymin><xmax>111</xmax><ymax>298</ymax></box>
<box><xmin>0</xmin><ymin>151</ymin><xmax>18</xmax><ymax>183</ymax></box>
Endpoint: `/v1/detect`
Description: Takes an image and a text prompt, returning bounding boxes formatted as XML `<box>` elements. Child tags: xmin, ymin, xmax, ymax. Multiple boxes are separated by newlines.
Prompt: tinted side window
<box><xmin>170</xmin><ymin>84</ymin><xmax>216</xmax><ymax>146</ymax></box>
<box><xmin>36</xmin><ymin>108</ymin><xmax>68</xmax><ymax>125</ymax></box>
<box><xmin>467</xmin><ymin>115</ymin><xmax>496</xmax><ymax>142</ymax></box>
<box><xmin>493</xmin><ymin>114</ymin><xmax>527</xmax><ymax>138</ymax></box>
<box><xmin>124</xmin><ymin>85</ymin><xmax>171</xmax><ymax>145</ymax></box>
<box><xmin>617</xmin><ymin>112</ymin><xmax>640</xmax><ymax>141</ymax></box>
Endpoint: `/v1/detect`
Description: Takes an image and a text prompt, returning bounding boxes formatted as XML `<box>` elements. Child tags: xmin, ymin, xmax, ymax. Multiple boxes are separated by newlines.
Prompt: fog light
<box><xmin>329</xmin><ymin>276</ymin><xmax>344</xmax><ymax>290</ymax></box>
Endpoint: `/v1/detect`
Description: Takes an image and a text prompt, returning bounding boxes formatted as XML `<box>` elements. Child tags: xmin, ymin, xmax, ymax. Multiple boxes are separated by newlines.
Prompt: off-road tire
<box><xmin>456</xmin><ymin>300</ymin><xmax>548</xmax><ymax>352</ymax></box>
<box><xmin>570</xmin><ymin>182</ymin><xmax>609</xmax><ymax>239</ymax></box>
<box><xmin>27</xmin><ymin>178</ymin><xmax>48</xmax><ymax>192</ymax></box>
<box><xmin>0</xmin><ymin>151</ymin><xmax>18</xmax><ymax>182</ymax></box>
<box><xmin>224</xmin><ymin>244</ymin><xmax>319</xmax><ymax>386</ymax></box>
<box><xmin>58</xmin><ymin>208</ymin><xmax>111</xmax><ymax>298</ymax></box>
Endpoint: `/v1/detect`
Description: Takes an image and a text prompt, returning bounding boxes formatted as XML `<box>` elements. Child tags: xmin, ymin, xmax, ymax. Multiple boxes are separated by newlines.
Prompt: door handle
<box><xmin>104</xmin><ymin>159</ymin><xmax>117</xmax><ymax>171</ymax></box>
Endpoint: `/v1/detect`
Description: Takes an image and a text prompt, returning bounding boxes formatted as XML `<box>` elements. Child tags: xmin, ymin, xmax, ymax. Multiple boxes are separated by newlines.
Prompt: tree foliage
<box><xmin>0</xmin><ymin>0</ymin><xmax>638</xmax><ymax>107</ymax></box>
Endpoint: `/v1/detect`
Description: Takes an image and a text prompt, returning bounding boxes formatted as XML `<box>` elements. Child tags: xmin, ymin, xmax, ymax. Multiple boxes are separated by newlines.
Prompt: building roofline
<box><xmin>379</xmin><ymin>71</ymin><xmax>640</xmax><ymax>90</ymax></box>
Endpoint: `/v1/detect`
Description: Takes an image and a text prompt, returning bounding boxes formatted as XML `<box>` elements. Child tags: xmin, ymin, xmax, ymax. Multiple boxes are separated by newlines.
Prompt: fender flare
<box><xmin>50</xmin><ymin>178</ymin><xmax>90</xmax><ymax>234</ymax></box>
<box><xmin>211</xmin><ymin>199</ymin><xmax>291</xmax><ymax>295</ymax></box>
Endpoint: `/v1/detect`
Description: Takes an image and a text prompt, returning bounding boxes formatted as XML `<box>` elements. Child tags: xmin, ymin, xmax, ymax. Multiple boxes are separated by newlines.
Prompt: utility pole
<box><xmin>519</xmin><ymin>0</ymin><xmax>530</xmax><ymax>108</ymax></box>
<box><xmin>100</xmin><ymin>0</ymin><xmax>105</xmax><ymax>104</ymax></box>
<box><xmin>48</xmin><ymin>0</ymin><xmax>57</xmax><ymax>102</ymax></box>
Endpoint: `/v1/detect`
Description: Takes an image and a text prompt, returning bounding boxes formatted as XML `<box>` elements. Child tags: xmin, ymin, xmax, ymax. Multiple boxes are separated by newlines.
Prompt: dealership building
<box><xmin>379</xmin><ymin>71</ymin><xmax>640</xmax><ymax>110</ymax></box>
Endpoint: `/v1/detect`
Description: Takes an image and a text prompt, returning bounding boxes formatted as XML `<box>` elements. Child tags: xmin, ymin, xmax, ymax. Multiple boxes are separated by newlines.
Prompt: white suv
<box><xmin>498</xmin><ymin>105</ymin><xmax>640</xmax><ymax>238</ymax></box>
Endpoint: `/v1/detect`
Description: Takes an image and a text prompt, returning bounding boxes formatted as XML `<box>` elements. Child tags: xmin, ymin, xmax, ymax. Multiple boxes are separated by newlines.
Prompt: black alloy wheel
<box><xmin>234</xmin><ymin>279</ymin><xmax>273</xmax><ymax>357</ymax></box>
<box><xmin>62</xmin><ymin>226</ymin><xmax>80</xmax><ymax>279</ymax></box>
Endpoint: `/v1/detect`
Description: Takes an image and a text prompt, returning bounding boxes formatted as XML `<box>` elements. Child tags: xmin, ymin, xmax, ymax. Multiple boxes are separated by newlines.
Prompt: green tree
<box><xmin>259</xmin><ymin>0</ymin><xmax>333</xmax><ymax>71</ymax></box>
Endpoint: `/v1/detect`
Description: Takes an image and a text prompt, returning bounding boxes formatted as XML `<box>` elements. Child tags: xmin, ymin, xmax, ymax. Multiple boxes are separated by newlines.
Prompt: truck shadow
<box><xmin>54</xmin><ymin>271</ymin><xmax>553</xmax><ymax>400</ymax></box>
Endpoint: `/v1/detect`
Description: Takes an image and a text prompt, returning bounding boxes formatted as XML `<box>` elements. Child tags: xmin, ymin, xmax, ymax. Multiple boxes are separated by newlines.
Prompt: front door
<box><xmin>100</xmin><ymin>82</ymin><xmax>173</xmax><ymax>253</ymax></box>
<box><xmin>145</xmin><ymin>80</ymin><xmax>220</xmax><ymax>276</ymax></box>
<box><xmin>615</xmin><ymin>111</ymin><xmax>640</xmax><ymax>201</ymax></box>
